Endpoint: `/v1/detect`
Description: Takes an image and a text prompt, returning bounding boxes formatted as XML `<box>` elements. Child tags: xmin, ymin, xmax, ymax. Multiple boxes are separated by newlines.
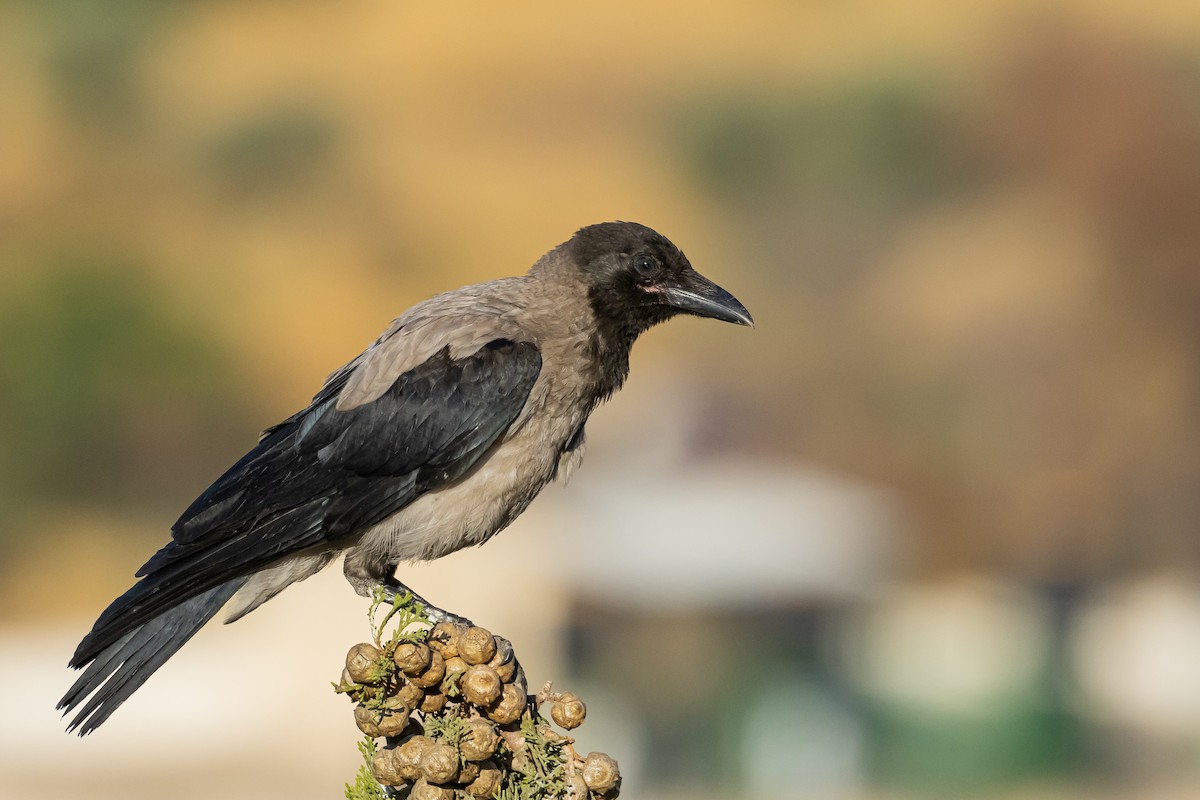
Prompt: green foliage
<box><xmin>442</xmin><ymin>667</ymin><xmax>464</xmax><ymax>699</ymax></box>
<box><xmin>0</xmin><ymin>256</ymin><xmax>250</xmax><ymax>536</ymax></box>
<box><xmin>495</xmin><ymin>718</ymin><xmax>568</xmax><ymax>800</ymax></box>
<box><xmin>344</xmin><ymin>736</ymin><xmax>386</xmax><ymax>800</ymax></box>
<box><xmin>334</xmin><ymin>589</ymin><xmax>432</xmax><ymax>710</ymax></box>
<box><xmin>338</xmin><ymin>593</ymin><xmax>431</xmax><ymax>800</ymax></box>
<box><xmin>205</xmin><ymin>106</ymin><xmax>339</xmax><ymax>200</ymax></box>
<box><xmin>422</xmin><ymin>712</ymin><xmax>467</xmax><ymax>749</ymax></box>
<box><xmin>369</xmin><ymin>587</ymin><xmax>432</xmax><ymax>649</ymax></box>
<box><xmin>868</xmin><ymin>698</ymin><xmax>1084</xmax><ymax>792</ymax></box>
<box><xmin>26</xmin><ymin>0</ymin><xmax>185</xmax><ymax>131</ymax></box>
<box><xmin>673</xmin><ymin>75</ymin><xmax>959</xmax><ymax>208</ymax></box>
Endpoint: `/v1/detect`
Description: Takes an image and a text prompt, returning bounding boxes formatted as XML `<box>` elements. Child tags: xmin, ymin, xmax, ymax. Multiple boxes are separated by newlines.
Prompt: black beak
<box><xmin>659</xmin><ymin>271</ymin><xmax>754</xmax><ymax>327</ymax></box>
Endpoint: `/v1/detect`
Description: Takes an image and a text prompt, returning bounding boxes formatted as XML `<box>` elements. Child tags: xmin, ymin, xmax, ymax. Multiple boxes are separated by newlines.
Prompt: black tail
<box><xmin>58</xmin><ymin>578</ymin><xmax>247</xmax><ymax>735</ymax></box>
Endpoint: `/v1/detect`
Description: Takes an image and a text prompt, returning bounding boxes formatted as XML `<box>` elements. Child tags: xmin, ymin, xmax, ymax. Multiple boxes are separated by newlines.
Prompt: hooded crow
<box><xmin>59</xmin><ymin>221</ymin><xmax>752</xmax><ymax>734</ymax></box>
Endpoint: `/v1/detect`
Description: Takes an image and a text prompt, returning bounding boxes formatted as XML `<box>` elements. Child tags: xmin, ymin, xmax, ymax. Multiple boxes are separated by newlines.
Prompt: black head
<box><xmin>567</xmin><ymin>221</ymin><xmax>753</xmax><ymax>339</ymax></box>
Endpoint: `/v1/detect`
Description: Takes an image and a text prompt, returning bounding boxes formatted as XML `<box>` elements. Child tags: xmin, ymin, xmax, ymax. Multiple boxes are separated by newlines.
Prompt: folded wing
<box><xmin>61</xmin><ymin>338</ymin><xmax>541</xmax><ymax>732</ymax></box>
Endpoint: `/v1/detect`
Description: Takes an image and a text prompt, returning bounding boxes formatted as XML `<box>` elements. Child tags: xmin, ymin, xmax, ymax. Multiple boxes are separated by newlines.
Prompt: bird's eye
<box><xmin>632</xmin><ymin>254</ymin><xmax>659</xmax><ymax>279</ymax></box>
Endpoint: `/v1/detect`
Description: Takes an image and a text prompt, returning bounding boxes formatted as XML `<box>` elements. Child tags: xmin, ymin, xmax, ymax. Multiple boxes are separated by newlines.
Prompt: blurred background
<box><xmin>3</xmin><ymin>1</ymin><xmax>1200</xmax><ymax>798</ymax></box>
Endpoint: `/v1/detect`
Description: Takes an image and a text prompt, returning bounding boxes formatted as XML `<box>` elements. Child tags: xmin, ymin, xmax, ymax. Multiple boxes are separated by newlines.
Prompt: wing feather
<box><xmin>71</xmin><ymin>338</ymin><xmax>541</xmax><ymax>668</ymax></box>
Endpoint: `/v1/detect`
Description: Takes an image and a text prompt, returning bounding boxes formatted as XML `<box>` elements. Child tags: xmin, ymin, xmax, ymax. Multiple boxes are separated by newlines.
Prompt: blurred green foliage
<box><xmin>30</xmin><ymin>0</ymin><xmax>182</xmax><ymax>132</ymax></box>
<box><xmin>868</xmin><ymin>701</ymin><xmax>1083</xmax><ymax>793</ymax></box>
<box><xmin>204</xmin><ymin>106</ymin><xmax>340</xmax><ymax>200</ymax></box>
<box><xmin>0</xmin><ymin>254</ymin><xmax>253</xmax><ymax>553</ymax></box>
<box><xmin>673</xmin><ymin>77</ymin><xmax>962</xmax><ymax>210</ymax></box>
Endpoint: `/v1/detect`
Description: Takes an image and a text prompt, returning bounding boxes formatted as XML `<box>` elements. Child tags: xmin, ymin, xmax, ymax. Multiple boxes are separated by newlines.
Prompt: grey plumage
<box><xmin>60</xmin><ymin>221</ymin><xmax>751</xmax><ymax>734</ymax></box>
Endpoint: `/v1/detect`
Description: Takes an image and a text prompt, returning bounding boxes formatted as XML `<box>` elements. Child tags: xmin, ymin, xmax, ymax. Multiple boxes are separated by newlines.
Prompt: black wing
<box><xmin>70</xmin><ymin>339</ymin><xmax>542</xmax><ymax>669</ymax></box>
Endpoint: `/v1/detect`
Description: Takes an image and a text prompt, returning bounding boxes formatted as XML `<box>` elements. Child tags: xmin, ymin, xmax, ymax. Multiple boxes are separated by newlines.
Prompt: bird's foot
<box><xmin>343</xmin><ymin>557</ymin><xmax>475</xmax><ymax>627</ymax></box>
<box><xmin>424</xmin><ymin>605</ymin><xmax>474</xmax><ymax>628</ymax></box>
<box><xmin>377</xmin><ymin>580</ymin><xmax>473</xmax><ymax>628</ymax></box>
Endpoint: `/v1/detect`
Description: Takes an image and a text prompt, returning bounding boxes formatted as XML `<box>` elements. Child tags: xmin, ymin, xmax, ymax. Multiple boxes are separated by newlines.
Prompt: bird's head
<box><xmin>566</xmin><ymin>221</ymin><xmax>753</xmax><ymax>338</ymax></box>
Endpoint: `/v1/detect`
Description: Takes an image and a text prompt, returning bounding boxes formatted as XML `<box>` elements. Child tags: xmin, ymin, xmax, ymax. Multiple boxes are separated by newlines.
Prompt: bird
<box><xmin>59</xmin><ymin>220</ymin><xmax>752</xmax><ymax>734</ymax></box>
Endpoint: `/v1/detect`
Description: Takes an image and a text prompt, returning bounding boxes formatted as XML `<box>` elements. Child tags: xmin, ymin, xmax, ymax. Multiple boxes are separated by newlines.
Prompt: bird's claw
<box><xmin>423</xmin><ymin>606</ymin><xmax>474</xmax><ymax>628</ymax></box>
<box><xmin>377</xmin><ymin>581</ymin><xmax>472</xmax><ymax>628</ymax></box>
<box><xmin>490</xmin><ymin>632</ymin><xmax>528</xmax><ymax>695</ymax></box>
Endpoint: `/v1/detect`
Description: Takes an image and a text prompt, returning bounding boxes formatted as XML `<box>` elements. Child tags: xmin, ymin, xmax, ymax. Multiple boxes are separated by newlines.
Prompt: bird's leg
<box><xmin>342</xmin><ymin>553</ymin><xmax>473</xmax><ymax>627</ymax></box>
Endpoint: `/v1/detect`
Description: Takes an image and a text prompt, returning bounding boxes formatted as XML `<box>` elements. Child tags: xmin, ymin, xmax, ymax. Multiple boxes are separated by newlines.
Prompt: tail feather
<box><xmin>71</xmin><ymin>511</ymin><xmax>327</xmax><ymax>668</ymax></box>
<box><xmin>59</xmin><ymin>578</ymin><xmax>247</xmax><ymax>735</ymax></box>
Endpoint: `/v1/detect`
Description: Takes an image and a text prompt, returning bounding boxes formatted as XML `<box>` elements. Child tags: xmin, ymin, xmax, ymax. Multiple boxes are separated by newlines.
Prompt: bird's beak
<box><xmin>659</xmin><ymin>271</ymin><xmax>754</xmax><ymax>327</ymax></box>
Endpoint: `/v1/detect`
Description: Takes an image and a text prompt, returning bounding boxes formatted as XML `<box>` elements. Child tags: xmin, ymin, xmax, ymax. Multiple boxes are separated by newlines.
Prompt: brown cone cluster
<box><xmin>338</xmin><ymin>622</ymin><xmax>620</xmax><ymax>799</ymax></box>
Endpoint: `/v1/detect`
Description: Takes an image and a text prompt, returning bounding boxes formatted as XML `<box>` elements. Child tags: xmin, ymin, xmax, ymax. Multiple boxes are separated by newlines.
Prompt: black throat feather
<box><xmin>585</xmin><ymin>285</ymin><xmax>677</xmax><ymax>403</ymax></box>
